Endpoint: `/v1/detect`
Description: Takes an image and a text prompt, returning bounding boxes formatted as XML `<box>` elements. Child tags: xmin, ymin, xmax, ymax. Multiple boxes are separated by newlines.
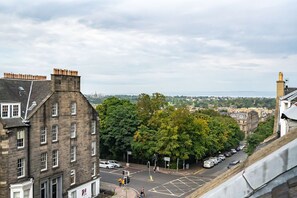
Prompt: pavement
<box><xmin>101</xmin><ymin>182</ymin><xmax>138</xmax><ymax>198</ymax></box>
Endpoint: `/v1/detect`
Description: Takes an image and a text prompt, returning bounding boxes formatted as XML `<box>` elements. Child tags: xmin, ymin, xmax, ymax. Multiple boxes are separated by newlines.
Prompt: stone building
<box><xmin>0</xmin><ymin>69</ymin><xmax>100</xmax><ymax>198</ymax></box>
<box><xmin>229</xmin><ymin>110</ymin><xmax>259</xmax><ymax>137</ymax></box>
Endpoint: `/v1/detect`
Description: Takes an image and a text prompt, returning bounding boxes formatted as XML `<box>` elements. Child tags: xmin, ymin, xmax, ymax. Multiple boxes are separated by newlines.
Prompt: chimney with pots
<box><xmin>3</xmin><ymin>73</ymin><xmax>47</xmax><ymax>80</ymax></box>
<box><xmin>51</xmin><ymin>68</ymin><xmax>80</xmax><ymax>92</ymax></box>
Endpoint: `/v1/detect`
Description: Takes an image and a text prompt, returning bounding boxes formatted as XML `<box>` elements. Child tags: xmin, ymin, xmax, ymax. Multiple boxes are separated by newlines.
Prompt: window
<box><xmin>70</xmin><ymin>170</ymin><xmax>75</xmax><ymax>185</ymax></box>
<box><xmin>92</xmin><ymin>162</ymin><xmax>96</xmax><ymax>177</ymax></box>
<box><xmin>52</xmin><ymin>103</ymin><xmax>58</xmax><ymax>117</ymax></box>
<box><xmin>1</xmin><ymin>103</ymin><xmax>20</xmax><ymax>118</ymax></box>
<box><xmin>41</xmin><ymin>153</ymin><xmax>47</xmax><ymax>171</ymax></box>
<box><xmin>24</xmin><ymin>189</ymin><xmax>30</xmax><ymax>198</ymax></box>
<box><xmin>17</xmin><ymin>158</ymin><xmax>25</xmax><ymax>178</ymax></box>
<box><xmin>71</xmin><ymin>191</ymin><xmax>77</xmax><ymax>198</ymax></box>
<box><xmin>40</xmin><ymin>127</ymin><xmax>47</xmax><ymax>144</ymax></box>
<box><xmin>13</xmin><ymin>192</ymin><xmax>20</xmax><ymax>198</ymax></box>
<box><xmin>52</xmin><ymin>150</ymin><xmax>59</xmax><ymax>167</ymax></box>
<box><xmin>91</xmin><ymin>182</ymin><xmax>96</xmax><ymax>197</ymax></box>
<box><xmin>70</xmin><ymin>146</ymin><xmax>76</xmax><ymax>162</ymax></box>
<box><xmin>17</xmin><ymin>130</ymin><xmax>25</xmax><ymax>148</ymax></box>
<box><xmin>40</xmin><ymin>181</ymin><xmax>48</xmax><ymax>198</ymax></box>
<box><xmin>91</xmin><ymin>121</ymin><xmax>96</xmax><ymax>134</ymax></box>
<box><xmin>52</xmin><ymin>178</ymin><xmax>57</xmax><ymax>198</ymax></box>
<box><xmin>1</xmin><ymin>104</ymin><xmax>8</xmax><ymax>118</ymax></box>
<box><xmin>91</xmin><ymin>141</ymin><xmax>96</xmax><ymax>156</ymax></box>
<box><xmin>71</xmin><ymin>102</ymin><xmax>76</xmax><ymax>115</ymax></box>
<box><xmin>12</xmin><ymin>104</ymin><xmax>19</xmax><ymax>117</ymax></box>
<box><xmin>70</xmin><ymin>123</ymin><xmax>76</xmax><ymax>138</ymax></box>
<box><xmin>52</xmin><ymin>125</ymin><xmax>58</xmax><ymax>142</ymax></box>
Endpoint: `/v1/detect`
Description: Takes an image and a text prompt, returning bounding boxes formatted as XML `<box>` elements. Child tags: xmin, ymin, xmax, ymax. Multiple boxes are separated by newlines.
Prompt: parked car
<box><xmin>99</xmin><ymin>161</ymin><xmax>115</xmax><ymax>169</ymax></box>
<box><xmin>203</xmin><ymin>160</ymin><xmax>214</xmax><ymax>168</ymax></box>
<box><xmin>224</xmin><ymin>151</ymin><xmax>232</xmax><ymax>157</ymax></box>
<box><xmin>236</xmin><ymin>144</ymin><xmax>246</xmax><ymax>151</ymax></box>
<box><xmin>231</xmin><ymin>148</ymin><xmax>237</xmax><ymax>154</ymax></box>
<box><xmin>209</xmin><ymin>157</ymin><xmax>219</xmax><ymax>165</ymax></box>
<box><xmin>227</xmin><ymin>160</ymin><xmax>240</xmax><ymax>169</ymax></box>
<box><xmin>218</xmin><ymin>154</ymin><xmax>226</xmax><ymax>161</ymax></box>
<box><xmin>108</xmin><ymin>160</ymin><xmax>121</xmax><ymax>168</ymax></box>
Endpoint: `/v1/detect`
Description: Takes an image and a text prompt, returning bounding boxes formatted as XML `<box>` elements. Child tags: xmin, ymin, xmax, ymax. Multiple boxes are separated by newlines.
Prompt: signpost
<box><xmin>126</xmin><ymin>151</ymin><xmax>132</xmax><ymax>167</ymax></box>
<box><xmin>164</xmin><ymin>157</ymin><xmax>170</xmax><ymax>169</ymax></box>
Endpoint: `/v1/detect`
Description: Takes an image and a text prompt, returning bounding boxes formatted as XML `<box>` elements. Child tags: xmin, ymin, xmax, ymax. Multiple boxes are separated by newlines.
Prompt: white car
<box><xmin>99</xmin><ymin>161</ymin><xmax>114</xmax><ymax>169</ymax></box>
<box><xmin>107</xmin><ymin>160</ymin><xmax>121</xmax><ymax>168</ymax></box>
<box><xmin>203</xmin><ymin>160</ymin><xmax>214</xmax><ymax>168</ymax></box>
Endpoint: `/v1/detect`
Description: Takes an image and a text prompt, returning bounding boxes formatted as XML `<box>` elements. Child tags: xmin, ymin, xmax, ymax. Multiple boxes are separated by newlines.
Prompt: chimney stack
<box><xmin>51</xmin><ymin>68</ymin><xmax>80</xmax><ymax>92</ymax></box>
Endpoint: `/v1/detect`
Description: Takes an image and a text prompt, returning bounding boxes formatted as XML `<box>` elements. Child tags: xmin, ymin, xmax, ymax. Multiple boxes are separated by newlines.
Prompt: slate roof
<box><xmin>0</xmin><ymin>78</ymin><xmax>51</xmax><ymax>128</ymax></box>
<box><xmin>285</xmin><ymin>87</ymin><xmax>297</xmax><ymax>95</ymax></box>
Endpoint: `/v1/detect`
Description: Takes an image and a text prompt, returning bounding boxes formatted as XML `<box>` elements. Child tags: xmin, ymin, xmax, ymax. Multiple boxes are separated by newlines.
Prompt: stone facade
<box><xmin>230</xmin><ymin>110</ymin><xmax>259</xmax><ymax>137</ymax></box>
<box><xmin>0</xmin><ymin>69</ymin><xmax>100</xmax><ymax>198</ymax></box>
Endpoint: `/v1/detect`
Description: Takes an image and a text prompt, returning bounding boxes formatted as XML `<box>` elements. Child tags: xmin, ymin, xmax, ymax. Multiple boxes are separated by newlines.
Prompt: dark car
<box><xmin>227</xmin><ymin>160</ymin><xmax>240</xmax><ymax>169</ymax></box>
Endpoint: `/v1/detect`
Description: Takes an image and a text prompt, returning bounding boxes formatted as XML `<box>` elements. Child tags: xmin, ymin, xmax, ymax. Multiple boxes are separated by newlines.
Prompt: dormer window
<box><xmin>1</xmin><ymin>103</ymin><xmax>21</xmax><ymax>118</ymax></box>
<box><xmin>1</xmin><ymin>104</ymin><xmax>8</xmax><ymax>118</ymax></box>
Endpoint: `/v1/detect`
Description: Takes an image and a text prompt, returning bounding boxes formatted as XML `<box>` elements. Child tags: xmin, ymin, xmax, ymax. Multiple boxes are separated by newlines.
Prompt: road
<box><xmin>100</xmin><ymin>150</ymin><xmax>248</xmax><ymax>198</ymax></box>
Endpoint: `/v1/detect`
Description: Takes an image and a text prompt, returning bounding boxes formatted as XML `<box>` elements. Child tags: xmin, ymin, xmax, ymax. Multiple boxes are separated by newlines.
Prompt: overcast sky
<box><xmin>0</xmin><ymin>0</ymin><xmax>296</xmax><ymax>96</ymax></box>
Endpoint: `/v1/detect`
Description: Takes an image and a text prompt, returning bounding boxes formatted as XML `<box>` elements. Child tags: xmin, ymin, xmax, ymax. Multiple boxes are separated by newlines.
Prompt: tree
<box><xmin>97</xmin><ymin>97</ymin><xmax>140</xmax><ymax>159</ymax></box>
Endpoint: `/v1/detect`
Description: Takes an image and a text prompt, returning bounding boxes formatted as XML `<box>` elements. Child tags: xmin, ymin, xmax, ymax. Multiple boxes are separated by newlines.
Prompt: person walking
<box><xmin>139</xmin><ymin>187</ymin><xmax>145</xmax><ymax>198</ymax></box>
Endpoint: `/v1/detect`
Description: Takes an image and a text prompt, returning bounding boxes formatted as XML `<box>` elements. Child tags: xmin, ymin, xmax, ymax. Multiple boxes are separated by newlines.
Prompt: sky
<box><xmin>0</xmin><ymin>0</ymin><xmax>296</xmax><ymax>97</ymax></box>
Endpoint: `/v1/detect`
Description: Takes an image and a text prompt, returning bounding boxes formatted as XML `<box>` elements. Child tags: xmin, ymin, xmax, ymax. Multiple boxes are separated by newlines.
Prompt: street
<box><xmin>100</xmin><ymin>150</ymin><xmax>248</xmax><ymax>197</ymax></box>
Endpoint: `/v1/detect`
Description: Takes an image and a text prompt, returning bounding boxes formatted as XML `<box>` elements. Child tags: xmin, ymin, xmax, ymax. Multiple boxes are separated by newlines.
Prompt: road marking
<box><xmin>148</xmin><ymin>176</ymin><xmax>210</xmax><ymax>197</ymax></box>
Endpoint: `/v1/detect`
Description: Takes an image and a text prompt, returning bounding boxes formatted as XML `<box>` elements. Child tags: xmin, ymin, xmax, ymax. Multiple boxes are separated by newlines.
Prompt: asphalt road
<box><xmin>100</xmin><ymin>150</ymin><xmax>248</xmax><ymax>198</ymax></box>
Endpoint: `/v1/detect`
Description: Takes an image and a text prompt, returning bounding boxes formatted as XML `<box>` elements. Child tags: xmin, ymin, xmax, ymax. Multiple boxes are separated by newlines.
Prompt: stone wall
<box><xmin>29</xmin><ymin>91</ymin><xmax>99</xmax><ymax>197</ymax></box>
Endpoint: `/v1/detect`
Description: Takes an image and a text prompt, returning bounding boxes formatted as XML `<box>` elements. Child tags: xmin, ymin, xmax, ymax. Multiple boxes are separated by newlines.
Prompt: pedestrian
<box><xmin>153</xmin><ymin>165</ymin><xmax>157</xmax><ymax>173</ymax></box>
<box><xmin>139</xmin><ymin>187</ymin><xmax>145</xmax><ymax>198</ymax></box>
<box><xmin>118</xmin><ymin>178</ymin><xmax>122</xmax><ymax>187</ymax></box>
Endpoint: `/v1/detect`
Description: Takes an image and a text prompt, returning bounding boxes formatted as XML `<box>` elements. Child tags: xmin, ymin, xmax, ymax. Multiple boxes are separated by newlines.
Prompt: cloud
<box><xmin>0</xmin><ymin>0</ymin><xmax>296</xmax><ymax>95</ymax></box>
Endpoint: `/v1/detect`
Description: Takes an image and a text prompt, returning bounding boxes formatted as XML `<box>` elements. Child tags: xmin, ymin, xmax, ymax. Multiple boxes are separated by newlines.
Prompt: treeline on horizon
<box><xmin>87</xmin><ymin>94</ymin><xmax>276</xmax><ymax>109</ymax></box>
<box><xmin>96</xmin><ymin>93</ymin><xmax>245</xmax><ymax>166</ymax></box>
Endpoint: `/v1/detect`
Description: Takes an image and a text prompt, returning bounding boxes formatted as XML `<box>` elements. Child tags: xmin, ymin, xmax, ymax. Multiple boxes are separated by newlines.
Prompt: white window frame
<box><xmin>92</xmin><ymin>162</ymin><xmax>96</xmax><ymax>177</ymax></box>
<box><xmin>12</xmin><ymin>104</ymin><xmax>20</xmax><ymax>117</ymax></box>
<box><xmin>0</xmin><ymin>103</ymin><xmax>20</xmax><ymax>118</ymax></box>
<box><xmin>91</xmin><ymin>182</ymin><xmax>96</xmax><ymax>197</ymax></box>
<box><xmin>91</xmin><ymin>121</ymin><xmax>96</xmax><ymax>134</ymax></box>
<box><xmin>71</xmin><ymin>102</ymin><xmax>77</xmax><ymax>115</ymax></box>
<box><xmin>23</xmin><ymin>189</ymin><xmax>30</xmax><ymax>198</ymax></box>
<box><xmin>91</xmin><ymin>141</ymin><xmax>96</xmax><ymax>156</ymax></box>
<box><xmin>70</xmin><ymin>170</ymin><xmax>76</xmax><ymax>185</ymax></box>
<box><xmin>52</xmin><ymin>150</ymin><xmax>59</xmax><ymax>168</ymax></box>
<box><xmin>17</xmin><ymin>130</ymin><xmax>25</xmax><ymax>149</ymax></box>
<box><xmin>1</xmin><ymin>104</ymin><xmax>9</xmax><ymax>118</ymax></box>
<box><xmin>52</xmin><ymin>103</ymin><xmax>58</xmax><ymax>117</ymax></box>
<box><xmin>40</xmin><ymin>127</ymin><xmax>47</xmax><ymax>144</ymax></box>
<box><xmin>70</xmin><ymin>146</ymin><xmax>76</xmax><ymax>162</ymax></box>
<box><xmin>52</xmin><ymin>125</ymin><xmax>58</xmax><ymax>142</ymax></box>
<box><xmin>70</xmin><ymin>123</ymin><xmax>76</xmax><ymax>138</ymax></box>
<box><xmin>41</xmin><ymin>153</ymin><xmax>47</xmax><ymax>171</ymax></box>
<box><xmin>17</xmin><ymin>158</ymin><xmax>25</xmax><ymax>178</ymax></box>
<box><xmin>71</xmin><ymin>191</ymin><xmax>77</xmax><ymax>198</ymax></box>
